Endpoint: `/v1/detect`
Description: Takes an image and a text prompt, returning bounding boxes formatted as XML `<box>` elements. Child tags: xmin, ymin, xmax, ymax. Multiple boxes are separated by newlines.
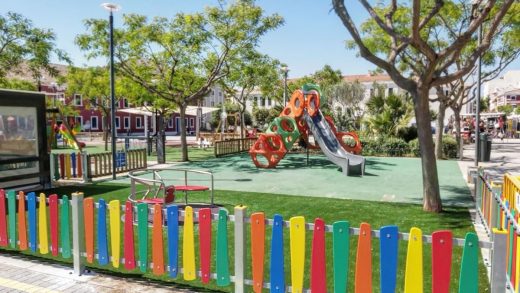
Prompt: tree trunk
<box><xmin>180</xmin><ymin>105</ymin><xmax>189</xmax><ymax>161</ymax></box>
<box><xmin>240</xmin><ymin>109</ymin><xmax>245</xmax><ymax>140</ymax></box>
<box><xmin>412</xmin><ymin>88</ymin><xmax>442</xmax><ymax>212</ymax></box>
<box><xmin>102</xmin><ymin>115</ymin><xmax>108</xmax><ymax>151</ymax></box>
<box><xmin>435</xmin><ymin>102</ymin><xmax>446</xmax><ymax>159</ymax></box>
<box><xmin>156</xmin><ymin>112</ymin><xmax>166</xmax><ymax>164</ymax></box>
<box><xmin>453</xmin><ymin>108</ymin><xmax>463</xmax><ymax>159</ymax></box>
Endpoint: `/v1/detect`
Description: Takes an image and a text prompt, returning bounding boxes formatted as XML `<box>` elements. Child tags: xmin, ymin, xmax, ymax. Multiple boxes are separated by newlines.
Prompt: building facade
<box><xmin>483</xmin><ymin>70</ymin><xmax>520</xmax><ymax>112</ymax></box>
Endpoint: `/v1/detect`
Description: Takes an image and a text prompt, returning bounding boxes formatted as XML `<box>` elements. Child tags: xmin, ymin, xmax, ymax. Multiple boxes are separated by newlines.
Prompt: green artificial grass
<box><xmin>0</xmin><ymin>183</ymin><xmax>489</xmax><ymax>293</ymax></box>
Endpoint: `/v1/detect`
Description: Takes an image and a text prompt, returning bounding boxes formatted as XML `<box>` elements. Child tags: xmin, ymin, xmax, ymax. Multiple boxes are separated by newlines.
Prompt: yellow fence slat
<box><xmin>183</xmin><ymin>206</ymin><xmax>196</xmax><ymax>281</ymax></box>
<box><xmin>109</xmin><ymin>200</ymin><xmax>121</xmax><ymax>268</ymax></box>
<box><xmin>290</xmin><ymin>216</ymin><xmax>305</xmax><ymax>293</ymax></box>
<box><xmin>38</xmin><ymin>193</ymin><xmax>49</xmax><ymax>254</ymax></box>
<box><xmin>404</xmin><ymin>227</ymin><xmax>423</xmax><ymax>293</ymax></box>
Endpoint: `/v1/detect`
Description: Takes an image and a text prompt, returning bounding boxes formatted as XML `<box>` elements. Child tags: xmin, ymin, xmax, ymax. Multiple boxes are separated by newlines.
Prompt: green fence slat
<box><xmin>60</xmin><ymin>195</ymin><xmax>71</xmax><ymax>258</ymax></box>
<box><xmin>333</xmin><ymin>221</ymin><xmax>350</xmax><ymax>293</ymax></box>
<box><xmin>137</xmin><ymin>203</ymin><xmax>148</xmax><ymax>273</ymax></box>
<box><xmin>458</xmin><ymin>233</ymin><xmax>479</xmax><ymax>293</ymax></box>
<box><xmin>7</xmin><ymin>190</ymin><xmax>16</xmax><ymax>248</ymax></box>
<box><xmin>216</xmin><ymin>209</ymin><xmax>230</xmax><ymax>286</ymax></box>
<box><xmin>53</xmin><ymin>154</ymin><xmax>60</xmax><ymax>180</ymax></box>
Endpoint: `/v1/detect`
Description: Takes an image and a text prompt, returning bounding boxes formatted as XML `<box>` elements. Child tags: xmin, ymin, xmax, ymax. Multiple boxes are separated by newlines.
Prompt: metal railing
<box><xmin>128</xmin><ymin>168</ymin><xmax>214</xmax><ymax>205</ymax></box>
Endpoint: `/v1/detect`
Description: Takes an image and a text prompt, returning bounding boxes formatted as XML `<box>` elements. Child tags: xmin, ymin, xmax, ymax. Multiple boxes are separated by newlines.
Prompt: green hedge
<box><xmin>360</xmin><ymin>136</ymin><xmax>458</xmax><ymax>158</ymax></box>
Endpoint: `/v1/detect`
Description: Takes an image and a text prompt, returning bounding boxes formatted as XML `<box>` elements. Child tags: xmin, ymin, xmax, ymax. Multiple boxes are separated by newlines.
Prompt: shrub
<box><xmin>360</xmin><ymin>136</ymin><xmax>409</xmax><ymax>157</ymax></box>
<box><xmin>442</xmin><ymin>135</ymin><xmax>458</xmax><ymax>159</ymax></box>
<box><xmin>408</xmin><ymin>138</ymin><xmax>420</xmax><ymax>157</ymax></box>
<box><xmin>397</xmin><ymin>125</ymin><xmax>418</xmax><ymax>142</ymax></box>
<box><xmin>382</xmin><ymin>137</ymin><xmax>410</xmax><ymax>156</ymax></box>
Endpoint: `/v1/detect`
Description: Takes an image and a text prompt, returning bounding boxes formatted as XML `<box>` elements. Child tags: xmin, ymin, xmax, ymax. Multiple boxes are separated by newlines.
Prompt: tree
<box><xmin>61</xmin><ymin>66</ymin><xmax>113</xmax><ymax>150</ymax></box>
<box><xmin>0</xmin><ymin>78</ymin><xmax>37</xmax><ymax>91</ymax></box>
<box><xmin>431</xmin><ymin>3</ymin><xmax>519</xmax><ymax>159</ymax></box>
<box><xmin>333</xmin><ymin>0</ymin><xmax>516</xmax><ymax>212</ymax></box>
<box><xmin>222</xmin><ymin>50</ymin><xmax>281</xmax><ymax>139</ymax></box>
<box><xmin>76</xmin><ymin>0</ymin><xmax>283</xmax><ymax>161</ymax></box>
<box><xmin>498</xmin><ymin>104</ymin><xmax>514</xmax><ymax>115</ymax></box>
<box><xmin>325</xmin><ymin>80</ymin><xmax>366</xmax><ymax>131</ymax></box>
<box><xmin>0</xmin><ymin>12</ymin><xmax>68</xmax><ymax>84</ymax></box>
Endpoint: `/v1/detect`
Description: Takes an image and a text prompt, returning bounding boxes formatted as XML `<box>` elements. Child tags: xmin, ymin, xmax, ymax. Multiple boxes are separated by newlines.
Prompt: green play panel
<box><xmin>114</xmin><ymin>153</ymin><xmax>472</xmax><ymax>206</ymax></box>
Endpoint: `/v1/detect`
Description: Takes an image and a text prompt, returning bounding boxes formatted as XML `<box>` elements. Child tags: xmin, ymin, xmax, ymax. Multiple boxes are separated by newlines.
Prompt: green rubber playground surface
<box><xmin>115</xmin><ymin>153</ymin><xmax>472</xmax><ymax>206</ymax></box>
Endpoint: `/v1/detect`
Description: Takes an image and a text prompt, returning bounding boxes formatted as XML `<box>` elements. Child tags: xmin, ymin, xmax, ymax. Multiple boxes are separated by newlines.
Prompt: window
<box><xmin>74</xmin><ymin>116</ymin><xmax>83</xmax><ymax>129</ymax></box>
<box><xmin>73</xmin><ymin>94</ymin><xmax>82</xmax><ymax>106</ymax></box>
<box><xmin>124</xmin><ymin>117</ymin><xmax>130</xmax><ymax>129</ymax></box>
<box><xmin>123</xmin><ymin>99</ymin><xmax>129</xmax><ymax>108</ymax></box>
<box><xmin>168</xmin><ymin>118</ymin><xmax>174</xmax><ymax>128</ymax></box>
<box><xmin>261</xmin><ymin>97</ymin><xmax>265</xmax><ymax>107</ymax></box>
<box><xmin>388</xmin><ymin>88</ymin><xmax>394</xmax><ymax>96</ymax></box>
<box><xmin>136</xmin><ymin>117</ymin><xmax>143</xmax><ymax>129</ymax></box>
<box><xmin>267</xmin><ymin>98</ymin><xmax>272</xmax><ymax>106</ymax></box>
<box><xmin>254</xmin><ymin>96</ymin><xmax>258</xmax><ymax>106</ymax></box>
<box><xmin>190</xmin><ymin>118</ymin><xmax>194</xmax><ymax>127</ymax></box>
<box><xmin>211</xmin><ymin>101</ymin><xmax>215</xmax><ymax>107</ymax></box>
<box><xmin>91</xmin><ymin>116</ymin><xmax>99</xmax><ymax>130</ymax></box>
<box><xmin>115</xmin><ymin>117</ymin><xmax>121</xmax><ymax>129</ymax></box>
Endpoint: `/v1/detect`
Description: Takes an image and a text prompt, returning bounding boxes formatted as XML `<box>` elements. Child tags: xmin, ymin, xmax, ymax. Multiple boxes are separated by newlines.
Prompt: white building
<box><xmin>483</xmin><ymin>70</ymin><xmax>520</xmax><ymax>112</ymax></box>
<box><xmin>242</xmin><ymin>88</ymin><xmax>278</xmax><ymax>114</ymax></box>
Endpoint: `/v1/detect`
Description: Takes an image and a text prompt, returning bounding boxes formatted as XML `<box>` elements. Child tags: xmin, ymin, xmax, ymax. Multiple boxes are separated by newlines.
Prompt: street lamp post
<box><xmin>472</xmin><ymin>0</ymin><xmax>482</xmax><ymax>167</ymax></box>
<box><xmin>102</xmin><ymin>3</ymin><xmax>120</xmax><ymax>180</ymax></box>
<box><xmin>281</xmin><ymin>66</ymin><xmax>289</xmax><ymax>106</ymax></box>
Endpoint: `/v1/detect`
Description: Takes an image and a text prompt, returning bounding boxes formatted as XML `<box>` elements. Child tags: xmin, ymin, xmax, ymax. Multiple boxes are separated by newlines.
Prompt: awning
<box><xmin>118</xmin><ymin>106</ymin><xmax>219</xmax><ymax>116</ymax></box>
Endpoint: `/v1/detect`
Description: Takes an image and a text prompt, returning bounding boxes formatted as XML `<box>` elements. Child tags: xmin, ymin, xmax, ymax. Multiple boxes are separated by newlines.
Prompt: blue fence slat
<box><xmin>71</xmin><ymin>153</ymin><xmax>77</xmax><ymax>178</ymax></box>
<box><xmin>27</xmin><ymin>192</ymin><xmax>37</xmax><ymax>252</ymax></box>
<box><xmin>167</xmin><ymin>205</ymin><xmax>179</xmax><ymax>278</ymax></box>
<box><xmin>270</xmin><ymin>214</ymin><xmax>285</xmax><ymax>293</ymax></box>
<box><xmin>380</xmin><ymin>225</ymin><xmax>399</xmax><ymax>293</ymax></box>
<box><xmin>97</xmin><ymin>199</ymin><xmax>109</xmax><ymax>266</ymax></box>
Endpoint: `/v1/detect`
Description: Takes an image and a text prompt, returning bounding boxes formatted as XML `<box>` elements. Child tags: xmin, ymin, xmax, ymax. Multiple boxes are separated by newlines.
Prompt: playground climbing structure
<box><xmin>249</xmin><ymin>84</ymin><xmax>365</xmax><ymax>175</ymax></box>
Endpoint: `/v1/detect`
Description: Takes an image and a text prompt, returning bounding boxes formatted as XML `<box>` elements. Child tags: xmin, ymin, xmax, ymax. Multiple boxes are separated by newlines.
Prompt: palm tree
<box><xmin>364</xmin><ymin>94</ymin><xmax>414</xmax><ymax>137</ymax></box>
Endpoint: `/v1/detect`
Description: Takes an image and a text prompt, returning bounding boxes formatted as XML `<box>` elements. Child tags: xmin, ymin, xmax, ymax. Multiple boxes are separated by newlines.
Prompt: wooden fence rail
<box><xmin>214</xmin><ymin>138</ymin><xmax>256</xmax><ymax>157</ymax></box>
<box><xmin>51</xmin><ymin>149</ymin><xmax>147</xmax><ymax>181</ymax></box>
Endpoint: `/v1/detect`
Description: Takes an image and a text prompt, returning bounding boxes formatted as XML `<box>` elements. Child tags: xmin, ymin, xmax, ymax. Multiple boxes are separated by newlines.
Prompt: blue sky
<box><xmin>3</xmin><ymin>0</ymin><xmax>519</xmax><ymax>78</ymax></box>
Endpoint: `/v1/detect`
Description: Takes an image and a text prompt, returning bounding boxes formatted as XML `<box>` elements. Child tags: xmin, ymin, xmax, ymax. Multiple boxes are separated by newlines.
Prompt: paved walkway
<box><xmin>458</xmin><ymin>138</ymin><xmax>520</xmax><ymax>182</ymax></box>
<box><xmin>0</xmin><ymin>255</ymin><xmax>189</xmax><ymax>293</ymax></box>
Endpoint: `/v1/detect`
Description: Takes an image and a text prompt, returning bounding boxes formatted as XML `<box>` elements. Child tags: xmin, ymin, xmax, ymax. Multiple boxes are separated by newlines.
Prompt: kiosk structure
<box><xmin>0</xmin><ymin>89</ymin><xmax>51</xmax><ymax>190</ymax></box>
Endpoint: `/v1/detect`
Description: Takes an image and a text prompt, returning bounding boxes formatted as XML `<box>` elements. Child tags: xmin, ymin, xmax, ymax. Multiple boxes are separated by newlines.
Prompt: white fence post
<box><xmin>490</xmin><ymin>228</ymin><xmax>508</xmax><ymax>293</ymax></box>
<box><xmin>71</xmin><ymin>192</ymin><xmax>85</xmax><ymax>276</ymax></box>
<box><xmin>234</xmin><ymin>205</ymin><xmax>247</xmax><ymax>293</ymax></box>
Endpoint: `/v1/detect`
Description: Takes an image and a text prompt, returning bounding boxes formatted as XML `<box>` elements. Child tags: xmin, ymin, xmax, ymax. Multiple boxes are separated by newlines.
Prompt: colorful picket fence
<box><xmin>51</xmin><ymin>152</ymin><xmax>87</xmax><ymax>181</ymax></box>
<box><xmin>0</xmin><ymin>189</ymin><xmax>509</xmax><ymax>292</ymax></box>
<box><xmin>50</xmin><ymin>149</ymin><xmax>147</xmax><ymax>182</ymax></box>
<box><xmin>476</xmin><ymin>169</ymin><xmax>520</xmax><ymax>292</ymax></box>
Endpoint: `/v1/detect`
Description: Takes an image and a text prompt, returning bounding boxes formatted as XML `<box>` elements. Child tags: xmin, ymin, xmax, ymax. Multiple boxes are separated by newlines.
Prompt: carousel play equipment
<box><xmin>128</xmin><ymin>168</ymin><xmax>217</xmax><ymax>213</ymax></box>
<box><xmin>249</xmin><ymin>84</ymin><xmax>365</xmax><ymax>176</ymax></box>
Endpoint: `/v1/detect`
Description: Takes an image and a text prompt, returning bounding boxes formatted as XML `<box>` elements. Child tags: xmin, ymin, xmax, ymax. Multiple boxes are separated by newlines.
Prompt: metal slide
<box><xmin>303</xmin><ymin>110</ymin><xmax>365</xmax><ymax>176</ymax></box>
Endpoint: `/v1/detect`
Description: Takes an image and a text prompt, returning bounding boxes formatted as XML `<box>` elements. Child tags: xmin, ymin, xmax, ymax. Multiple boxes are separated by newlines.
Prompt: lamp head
<box><xmin>101</xmin><ymin>3</ymin><xmax>121</xmax><ymax>12</ymax></box>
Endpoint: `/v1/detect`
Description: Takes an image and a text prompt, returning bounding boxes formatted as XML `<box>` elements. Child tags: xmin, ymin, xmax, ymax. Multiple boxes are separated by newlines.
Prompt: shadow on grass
<box><xmin>48</xmin><ymin>183</ymin><xmax>131</xmax><ymax>199</ymax></box>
